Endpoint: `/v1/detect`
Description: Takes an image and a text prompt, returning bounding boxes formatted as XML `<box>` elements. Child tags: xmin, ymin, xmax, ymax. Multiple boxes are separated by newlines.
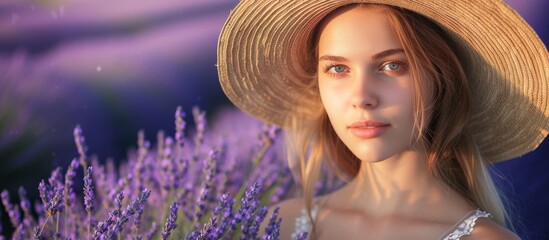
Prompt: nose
<box><xmin>351</xmin><ymin>72</ymin><xmax>378</xmax><ymax>109</ymax></box>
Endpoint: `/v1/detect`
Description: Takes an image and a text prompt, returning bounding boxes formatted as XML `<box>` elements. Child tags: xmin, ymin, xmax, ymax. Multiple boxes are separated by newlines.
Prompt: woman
<box><xmin>217</xmin><ymin>1</ymin><xmax>548</xmax><ymax>239</ymax></box>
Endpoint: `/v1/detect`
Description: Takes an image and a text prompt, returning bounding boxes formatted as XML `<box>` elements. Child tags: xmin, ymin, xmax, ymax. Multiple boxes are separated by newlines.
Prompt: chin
<box><xmin>348</xmin><ymin>144</ymin><xmax>412</xmax><ymax>163</ymax></box>
<box><xmin>350</xmin><ymin>150</ymin><xmax>392</xmax><ymax>163</ymax></box>
<box><xmin>357</xmin><ymin>156</ymin><xmax>391</xmax><ymax>163</ymax></box>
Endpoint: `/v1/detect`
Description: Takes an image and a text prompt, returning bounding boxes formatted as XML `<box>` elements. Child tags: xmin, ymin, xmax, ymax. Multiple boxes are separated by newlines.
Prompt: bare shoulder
<box><xmin>258</xmin><ymin>198</ymin><xmax>305</xmax><ymax>239</ymax></box>
<box><xmin>465</xmin><ymin>218</ymin><xmax>520</xmax><ymax>240</ymax></box>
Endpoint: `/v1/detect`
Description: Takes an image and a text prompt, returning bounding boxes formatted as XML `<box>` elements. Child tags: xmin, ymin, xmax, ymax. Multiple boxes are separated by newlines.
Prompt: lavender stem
<box><xmin>38</xmin><ymin>215</ymin><xmax>52</xmax><ymax>239</ymax></box>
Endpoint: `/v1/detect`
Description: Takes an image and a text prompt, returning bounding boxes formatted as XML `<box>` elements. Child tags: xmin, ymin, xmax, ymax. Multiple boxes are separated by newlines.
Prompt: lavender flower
<box><xmin>193</xmin><ymin>150</ymin><xmax>217</xmax><ymax>226</ymax></box>
<box><xmin>198</xmin><ymin>217</ymin><xmax>217</xmax><ymax>239</ymax></box>
<box><xmin>38</xmin><ymin>180</ymin><xmax>48</xmax><ymax>205</ymax></box>
<box><xmin>175</xmin><ymin>105</ymin><xmax>186</xmax><ymax>147</ymax></box>
<box><xmin>248</xmin><ymin>206</ymin><xmax>268</xmax><ymax>239</ymax></box>
<box><xmin>18</xmin><ymin>187</ymin><xmax>34</xmax><ymax>225</ymax></box>
<box><xmin>237</xmin><ymin>181</ymin><xmax>262</xmax><ymax>229</ymax></box>
<box><xmin>33</xmin><ymin>225</ymin><xmax>41</xmax><ymax>239</ymax></box>
<box><xmin>64</xmin><ymin>159</ymin><xmax>79</xmax><ymax>208</ymax></box>
<box><xmin>12</xmin><ymin>223</ymin><xmax>24</xmax><ymax>240</ymax></box>
<box><xmin>107</xmin><ymin>174</ymin><xmax>134</xmax><ymax>206</ymax></box>
<box><xmin>34</xmin><ymin>168</ymin><xmax>65</xmax><ymax>222</ymax></box>
<box><xmin>134</xmin><ymin>130</ymin><xmax>150</xmax><ymax>194</ymax></box>
<box><xmin>160</xmin><ymin>139</ymin><xmax>176</xmax><ymax>193</ymax></box>
<box><xmin>47</xmin><ymin>185</ymin><xmax>63</xmax><ymax>216</ymax></box>
<box><xmin>132</xmin><ymin>203</ymin><xmax>146</xmax><ymax>237</ymax></box>
<box><xmin>213</xmin><ymin>193</ymin><xmax>235</xmax><ymax>238</ymax></box>
<box><xmin>90</xmin><ymin>158</ymin><xmax>109</xmax><ymax>205</ymax></box>
<box><xmin>1</xmin><ymin>190</ymin><xmax>21</xmax><ymax>227</ymax></box>
<box><xmin>73</xmin><ymin>125</ymin><xmax>88</xmax><ymax>168</ymax></box>
<box><xmin>262</xmin><ymin>207</ymin><xmax>281</xmax><ymax>240</ymax></box>
<box><xmin>93</xmin><ymin>211</ymin><xmax>116</xmax><ymax>239</ymax></box>
<box><xmin>296</xmin><ymin>232</ymin><xmax>308</xmax><ymax>240</ymax></box>
<box><xmin>192</xmin><ymin>106</ymin><xmax>207</xmax><ymax>148</ymax></box>
<box><xmin>104</xmin><ymin>189</ymin><xmax>151</xmax><ymax>239</ymax></box>
<box><xmin>1</xmin><ymin>107</ymin><xmax>293</xmax><ymax>239</ymax></box>
<box><xmin>84</xmin><ymin>166</ymin><xmax>95</xmax><ymax>214</ymax></box>
<box><xmin>48</xmin><ymin>167</ymin><xmax>63</xmax><ymax>189</ymax></box>
<box><xmin>161</xmin><ymin>202</ymin><xmax>178</xmax><ymax>240</ymax></box>
<box><xmin>114</xmin><ymin>192</ymin><xmax>124</xmax><ymax>217</ymax></box>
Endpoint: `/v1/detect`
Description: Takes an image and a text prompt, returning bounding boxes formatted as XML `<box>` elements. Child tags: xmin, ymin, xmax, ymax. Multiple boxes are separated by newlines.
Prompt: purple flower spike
<box><xmin>262</xmin><ymin>207</ymin><xmax>282</xmax><ymax>240</ymax></box>
<box><xmin>32</xmin><ymin>225</ymin><xmax>41</xmax><ymax>240</ymax></box>
<box><xmin>64</xmin><ymin>159</ymin><xmax>79</xmax><ymax>208</ymax></box>
<box><xmin>84</xmin><ymin>166</ymin><xmax>95</xmax><ymax>214</ymax></box>
<box><xmin>47</xmin><ymin>185</ymin><xmax>64</xmax><ymax>216</ymax></box>
<box><xmin>198</xmin><ymin>217</ymin><xmax>217</xmax><ymax>239</ymax></box>
<box><xmin>17</xmin><ymin>187</ymin><xmax>32</xmax><ymax>222</ymax></box>
<box><xmin>38</xmin><ymin>180</ymin><xmax>48</xmax><ymax>205</ymax></box>
<box><xmin>133</xmin><ymin>203</ymin><xmax>146</xmax><ymax>236</ymax></box>
<box><xmin>93</xmin><ymin>211</ymin><xmax>115</xmax><ymax>239</ymax></box>
<box><xmin>230</xmin><ymin>180</ymin><xmax>263</xmax><ymax>236</ymax></box>
<box><xmin>105</xmin><ymin>189</ymin><xmax>151</xmax><ymax>239</ymax></box>
<box><xmin>192</xmin><ymin>106</ymin><xmax>207</xmax><ymax>147</ymax></box>
<box><xmin>296</xmin><ymin>232</ymin><xmax>308</xmax><ymax>240</ymax></box>
<box><xmin>1</xmin><ymin>190</ymin><xmax>21</xmax><ymax>227</ymax></box>
<box><xmin>259</xmin><ymin>125</ymin><xmax>281</xmax><ymax>148</ymax></box>
<box><xmin>248</xmin><ymin>206</ymin><xmax>268</xmax><ymax>239</ymax></box>
<box><xmin>161</xmin><ymin>202</ymin><xmax>179</xmax><ymax>240</ymax></box>
<box><xmin>73</xmin><ymin>125</ymin><xmax>88</xmax><ymax>166</ymax></box>
<box><xmin>4</xmin><ymin>106</ymin><xmax>299</xmax><ymax>239</ymax></box>
<box><xmin>175</xmin><ymin>106</ymin><xmax>186</xmax><ymax>147</ymax></box>
<box><xmin>194</xmin><ymin>150</ymin><xmax>218</xmax><ymax>226</ymax></box>
<box><xmin>214</xmin><ymin>193</ymin><xmax>235</xmax><ymax>237</ymax></box>
<box><xmin>114</xmin><ymin>191</ymin><xmax>124</xmax><ymax>215</ymax></box>
<box><xmin>48</xmin><ymin>167</ymin><xmax>63</xmax><ymax>189</ymax></box>
<box><xmin>11</xmin><ymin>223</ymin><xmax>24</xmax><ymax>240</ymax></box>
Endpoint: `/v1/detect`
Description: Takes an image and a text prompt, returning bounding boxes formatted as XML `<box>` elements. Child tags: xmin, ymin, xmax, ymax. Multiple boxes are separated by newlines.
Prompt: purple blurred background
<box><xmin>0</xmin><ymin>0</ymin><xmax>547</xmax><ymax>239</ymax></box>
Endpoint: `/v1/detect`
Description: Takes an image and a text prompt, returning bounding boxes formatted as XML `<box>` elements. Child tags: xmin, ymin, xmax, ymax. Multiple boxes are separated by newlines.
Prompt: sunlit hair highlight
<box><xmin>284</xmin><ymin>3</ymin><xmax>511</xmax><ymax>235</ymax></box>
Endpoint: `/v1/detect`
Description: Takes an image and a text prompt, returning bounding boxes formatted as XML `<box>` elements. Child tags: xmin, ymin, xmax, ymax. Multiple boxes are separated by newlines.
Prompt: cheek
<box><xmin>396</xmin><ymin>92</ymin><xmax>414</xmax><ymax>116</ymax></box>
<box><xmin>318</xmin><ymin>82</ymin><xmax>335</xmax><ymax>111</ymax></box>
<box><xmin>319</xmin><ymin>79</ymin><xmax>348</xmax><ymax>108</ymax></box>
<box><xmin>391</xmin><ymin>81</ymin><xmax>415</xmax><ymax>113</ymax></box>
<box><xmin>385</xmin><ymin>85</ymin><xmax>416</xmax><ymax>127</ymax></box>
<box><xmin>395</xmin><ymin>86</ymin><xmax>421</xmax><ymax>138</ymax></box>
<box><xmin>319</xmin><ymin>87</ymin><xmax>342</xmax><ymax>129</ymax></box>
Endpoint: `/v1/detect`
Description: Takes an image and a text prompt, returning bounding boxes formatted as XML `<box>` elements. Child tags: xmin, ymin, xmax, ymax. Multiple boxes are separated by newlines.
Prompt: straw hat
<box><xmin>217</xmin><ymin>0</ymin><xmax>549</xmax><ymax>163</ymax></box>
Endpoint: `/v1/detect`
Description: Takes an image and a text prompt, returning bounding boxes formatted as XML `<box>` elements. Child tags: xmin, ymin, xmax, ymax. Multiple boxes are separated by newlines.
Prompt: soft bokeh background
<box><xmin>0</xmin><ymin>0</ymin><xmax>547</xmax><ymax>239</ymax></box>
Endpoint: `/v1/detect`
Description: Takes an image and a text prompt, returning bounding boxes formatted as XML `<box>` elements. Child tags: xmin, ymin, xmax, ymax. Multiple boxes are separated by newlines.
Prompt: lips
<box><xmin>348</xmin><ymin>120</ymin><xmax>390</xmax><ymax>138</ymax></box>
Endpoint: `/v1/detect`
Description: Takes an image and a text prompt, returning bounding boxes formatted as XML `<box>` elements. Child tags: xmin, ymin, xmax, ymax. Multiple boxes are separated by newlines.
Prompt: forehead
<box><xmin>317</xmin><ymin>5</ymin><xmax>402</xmax><ymax>57</ymax></box>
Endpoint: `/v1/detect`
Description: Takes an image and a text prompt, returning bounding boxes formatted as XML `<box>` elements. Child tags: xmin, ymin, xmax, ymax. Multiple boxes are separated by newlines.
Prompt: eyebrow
<box><xmin>318</xmin><ymin>48</ymin><xmax>405</xmax><ymax>62</ymax></box>
<box><xmin>372</xmin><ymin>48</ymin><xmax>405</xmax><ymax>59</ymax></box>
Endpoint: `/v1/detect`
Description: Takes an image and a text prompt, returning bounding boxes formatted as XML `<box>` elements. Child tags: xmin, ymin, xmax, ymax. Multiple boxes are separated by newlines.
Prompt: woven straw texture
<box><xmin>217</xmin><ymin>0</ymin><xmax>549</xmax><ymax>163</ymax></box>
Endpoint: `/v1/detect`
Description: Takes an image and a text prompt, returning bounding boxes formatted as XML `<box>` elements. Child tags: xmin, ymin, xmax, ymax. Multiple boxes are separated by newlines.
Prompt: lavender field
<box><xmin>1</xmin><ymin>0</ymin><xmax>548</xmax><ymax>239</ymax></box>
<box><xmin>1</xmin><ymin>105</ymin><xmax>317</xmax><ymax>239</ymax></box>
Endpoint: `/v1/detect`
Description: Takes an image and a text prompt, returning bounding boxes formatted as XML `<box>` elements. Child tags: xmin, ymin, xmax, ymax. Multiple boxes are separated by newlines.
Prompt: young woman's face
<box><xmin>318</xmin><ymin>6</ymin><xmax>419</xmax><ymax>162</ymax></box>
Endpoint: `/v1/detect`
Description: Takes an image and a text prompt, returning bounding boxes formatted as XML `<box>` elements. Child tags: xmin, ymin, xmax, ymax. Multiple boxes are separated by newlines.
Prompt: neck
<box><xmin>341</xmin><ymin>149</ymin><xmax>449</xmax><ymax>216</ymax></box>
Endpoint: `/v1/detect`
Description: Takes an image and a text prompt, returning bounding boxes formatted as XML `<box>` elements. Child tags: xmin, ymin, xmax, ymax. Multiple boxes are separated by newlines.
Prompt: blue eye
<box><xmin>380</xmin><ymin>61</ymin><xmax>407</xmax><ymax>74</ymax></box>
<box><xmin>332</xmin><ymin>65</ymin><xmax>346</xmax><ymax>73</ymax></box>
<box><xmin>323</xmin><ymin>64</ymin><xmax>348</xmax><ymax>76</ymax></box>
<box><xmin>386</xmin><ymin>62</ymin><xmax>400</xmax><ymax>71</ymax></box>
<box><xmin>377</xmin><ymin>61</ymin><xmax>408</xmax><ymax>77</ymax></box>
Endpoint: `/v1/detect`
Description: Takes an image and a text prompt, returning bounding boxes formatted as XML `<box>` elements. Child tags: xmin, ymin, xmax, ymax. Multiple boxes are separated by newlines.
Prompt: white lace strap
<box><xmin>290</xmin><ymin>205</ymin><xmax>318</xmax><ymax>240</ymax></box>
<box><xmin>442</xmin><ymin>209</ymin><xmax>491</xmax><ymax>240</ymax></box>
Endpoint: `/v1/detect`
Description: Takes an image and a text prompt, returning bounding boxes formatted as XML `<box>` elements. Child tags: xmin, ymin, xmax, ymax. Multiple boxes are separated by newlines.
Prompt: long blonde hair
<box><xmin>284</xmin><ymin>3</ymin><xmax>511</xmax><ymax>230</ymax></box>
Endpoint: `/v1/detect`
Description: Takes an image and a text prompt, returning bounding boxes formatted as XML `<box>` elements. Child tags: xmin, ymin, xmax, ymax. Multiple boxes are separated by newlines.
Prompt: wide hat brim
<box><xmin>217</xmin><ymin>0</ymin><xmax>549</xmax><ymax>163</ymax></box>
